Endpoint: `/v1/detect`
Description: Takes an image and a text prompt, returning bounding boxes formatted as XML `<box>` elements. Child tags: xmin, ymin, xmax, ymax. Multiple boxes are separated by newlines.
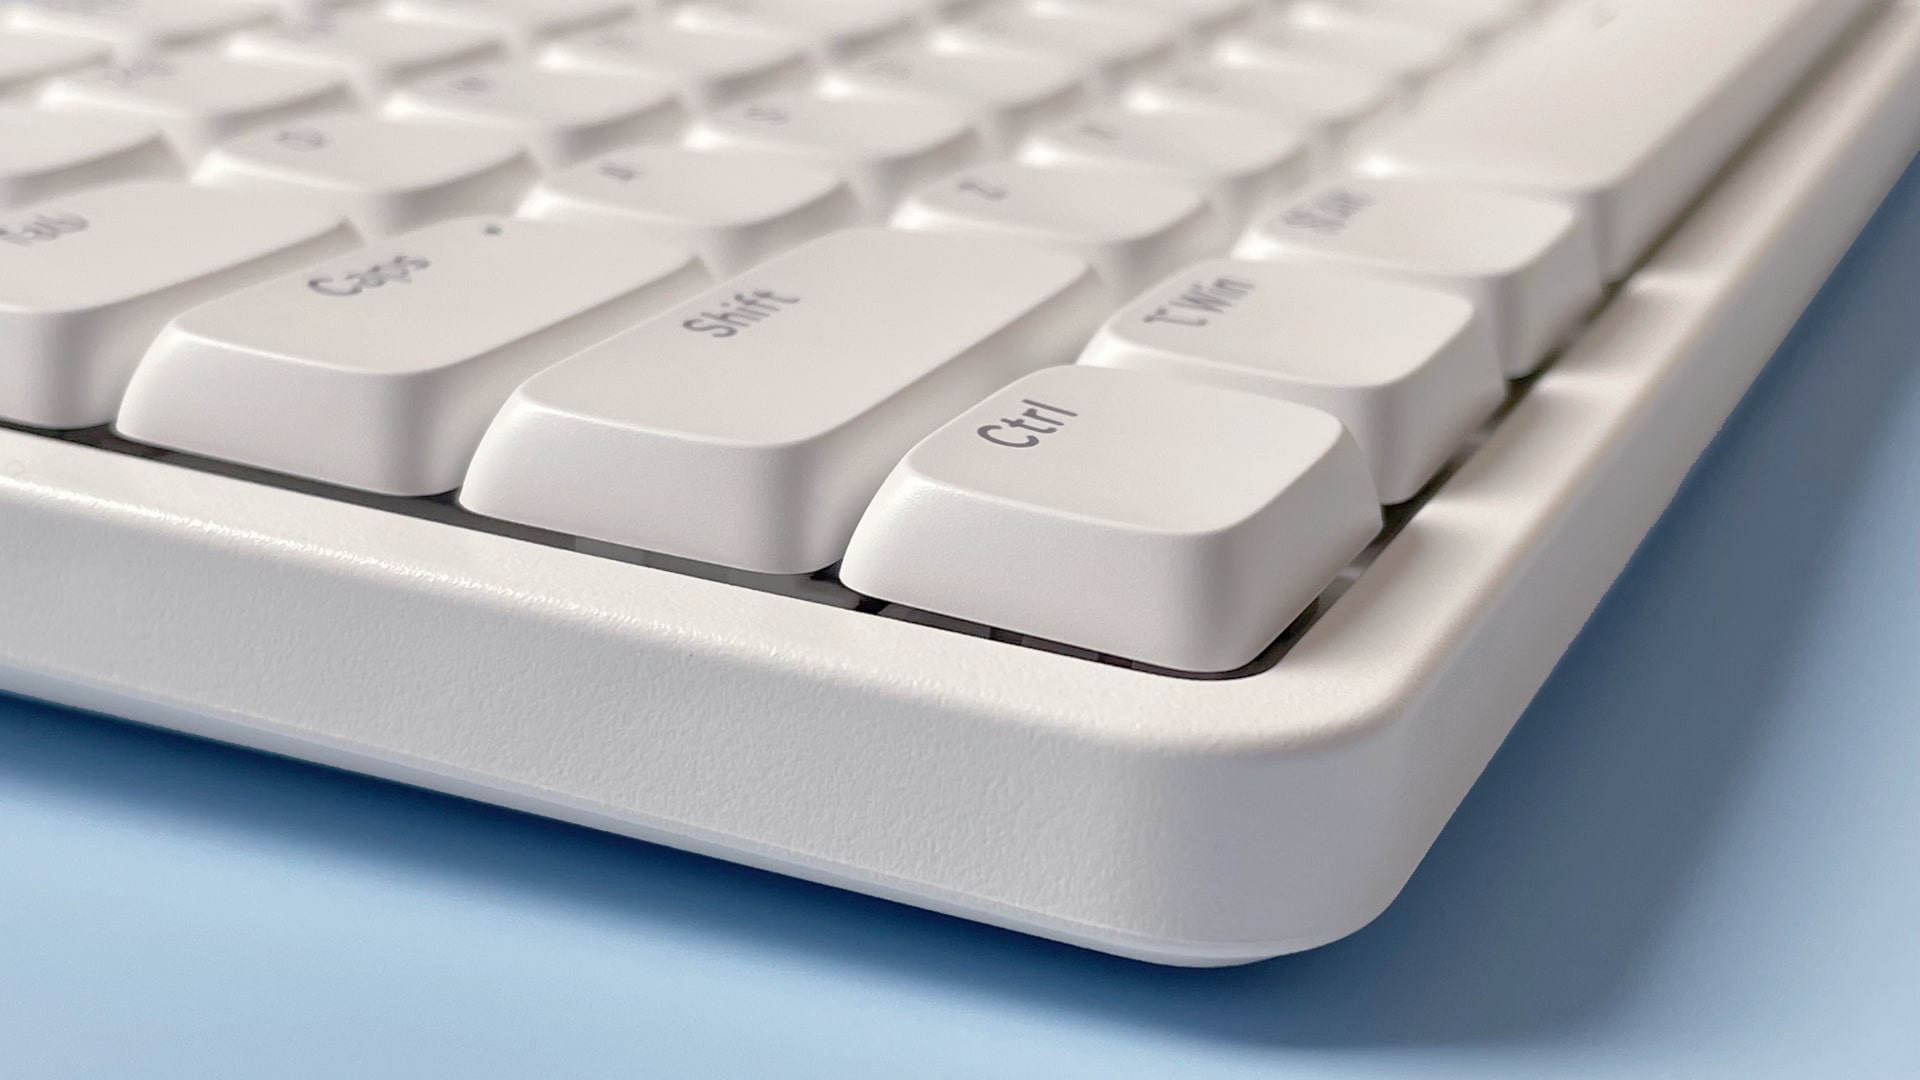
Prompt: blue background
<box><xmin>7</xmin><ymin>161</ymin><xmax>1920</xmax><ymax>1078</ymax></box>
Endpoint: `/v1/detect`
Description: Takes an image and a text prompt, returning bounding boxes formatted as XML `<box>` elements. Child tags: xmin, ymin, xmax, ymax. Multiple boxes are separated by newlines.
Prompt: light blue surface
<box><xmin>7</xmin><ymin>164</ymin><xmax>1920</xmax><ymax>1079</ymax></box>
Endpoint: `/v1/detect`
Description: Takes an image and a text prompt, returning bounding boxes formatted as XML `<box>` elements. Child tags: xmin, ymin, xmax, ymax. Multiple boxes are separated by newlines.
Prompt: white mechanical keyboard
<box><xmin>3</xmin><ymin>0</ymin><xmax>1918</xmax><ymax>965</ymax></box>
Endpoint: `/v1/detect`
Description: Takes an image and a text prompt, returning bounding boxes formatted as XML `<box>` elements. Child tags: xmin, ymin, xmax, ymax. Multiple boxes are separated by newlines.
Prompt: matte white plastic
<box><xmin>518</xmin><ymin>146</ymin><xmax>858</xmax><ymax>274</ymax></box>
<box><xmin>1079</xmin><ymin>258</ymin><xmax>1502</xmax><ymax>502</ymax></box>
<box><xmin>382</xmin><ymin>64</ymin><xmax>686</xmax><ymax>169</ymax></box>
<box><xmin>1</xmin><ymin>0</ymin><xmax>1916</xmax><ymax>968</ymax></box>
<box><xmin>1234</xmin><ymin>178</ymin><xmax>1601</xmax><ymax>377</ymax></box>
<box><xmin>0</xmin><ymin>181</ymin><xmax>354</xmax><ymax>428</ymax></box>
<box><xmin>891</xmin><ymin>162</ymin><xmax>1226</xmax><ymax>300</ymax></box>
<box><xmin>0</xmin><ymin>104</ymin><xmax>178</xmax><ymax>209</ymax></box>
<box><xmin>840</xmin><ymin>364</ymin><xmax>1384</xmax><ymax>671</ymax></box>
<box><xmin>116</xmin><ymin>215</ymin><xmax>705</xmax><ymax>495</ymax></box>
<box><xmin>460</xmin><ymin>227</ymin><xmax>1105</xmax><ymax>573</ymax></box>
<box><xmin>40</xmin><ymin>54</ymin><xmax>354</xmax><ymax>159</ymax></box>
<box><xmin>1357</xmin><ymin>0</ymin><xmax>1878</xmax><ymax>279</ymax></box>
<box><xmin>193</xmin><ymin>112</ymin><xmax>538</xmax><ymax>238</ymax></box>
<box><xmin>225</xmin><ymin>12</ymin><xmax>504</xmax><ymax>102</ymax></box>
<box><xmin>684</xmin><ymin>91</ymin><xmax>981</xmax><ymax>217</ymax></box>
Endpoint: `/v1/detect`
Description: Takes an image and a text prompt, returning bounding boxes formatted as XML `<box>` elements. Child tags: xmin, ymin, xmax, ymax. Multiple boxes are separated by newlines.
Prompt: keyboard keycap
<box><xmin>0</xmin><ymin>104</ymin><xmax>177</xmax><ymax>209</ymax></box>
<box><xmin>537</xmin><ymin>20</ymin><xmax>808</xmax><ymax>111</ymax></box>
<box><xmin>0</xmin><ymin>181</ymin><xmax>353</xmax><ymax>428</ymax></box>
<box><xmin>839</xmin><ymin>364</ymin><xmax>1382</xmax><ymax>672</ymax></box>
<box><xmin>1020</xmin><ymin>108</ymin><xmax>1309</xmax><ymax>225</ymax></box>
<box><xmin>116</xmin><ymin>217</ymin><xmax>706</xmax><ymax>495</ymax></box>
<box><xmin>1236</xmin><ymin>178</ymin><xmax>1601</xmax><ymax>376</ymax></box>
<box><xmin>929</xmin><ymin>6</ymin><xmax>1177</xmax><ymax>93</ymax></box>
<box><xmin>685</xmin><ymin>93</ymin><xmax>980</xmax><ymax>217</ymax></box>
<box><xmin>1325</xmin><ymin>0</ymin><xmax>1530</xmax><ymax>43</ymax></box>
<box><xmin>1084</xmin><ymin>0</ymin><xmax>1254</xmax><ymax>41</ymax></box>
<box><xmin>1079</xmin><ymin>258</ymin><xmax>1503</xmax><ymax>502</ymax></box>
<box><xmin>382</xmin><ymin>64</ymin><xmax>685</xmax><ymax>168</ymax></box>
<box><xmin>1227</xmin><ymin>4</ymin><xmax>1465</xmax><ymax>93</ymax></box>
<box><xmin>195</xmin><ymin>113</ymin><xmax>537</xmax><ymax>238</ymax></box>
<box><xmin>225</xmin><ymin>12</ymin><xmax>504</xmax><ymax>102</ymax></box>
<box><xmin>383</xmin><ymin>0</ymin><xmax>634</xmax><ymax>55</ymax></box>
<box><xmin>518</xmin><ymin>146</ymin><xmax>858</xmax><ymax>274</ymax></box>
<box><xmin>1356</xmin><ymin>0</ymin><xmax>1875</xmax><ymax>279</ymax></box>
<box><xmin>892</xmin><ymin>162</ymin><xmax>1226</xmax><ymax>300</ymax></box>
<box><xmin>1124</xmin><ymin>60</ymin><xmax>1393</xmax><ymax>157</ymax></box>
<box><xmin>459</xmin><ymin>227</ymin><xmax>1106</xmax><ymax>574</ymax></box>
<box><xmin>0</xmin><ymin>31</ymin><xmax>107</xmax><ymax>99</ymax></box>
<box><xmin>673</xmin><ymin>0</ymin><xmax>922</xmax><ymax>62</ymax></box>
<box><xmin>816</xmin><ymin>45</ymin><xmax>1086</xmax><ymax>154</ymax></box>
<box><xmin>41</xmin><ymin>55</ymin><xmax>354</xmax><ymax>158</ymax></box>
<box><xmin>6</xmin><ymin>0</ymin><xmax>267</xmax><ymax>61</ymax></box>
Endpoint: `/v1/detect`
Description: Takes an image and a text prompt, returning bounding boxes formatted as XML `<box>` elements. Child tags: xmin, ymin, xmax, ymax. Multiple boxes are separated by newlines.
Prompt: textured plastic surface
<box><xmin>3</xmin><ymin>3</ymin><xmax>1919</xmax><ymax>965</ymax></box>
<box><xmin>8</xmin><ymin>84</ymin><xmax>1920</xmax><ymax>1080</ymax></box>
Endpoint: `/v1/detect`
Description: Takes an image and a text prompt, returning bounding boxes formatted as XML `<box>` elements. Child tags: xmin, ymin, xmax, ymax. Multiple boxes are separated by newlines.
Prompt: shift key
<box><xmin>460</xmin><ymin>227</ymin><xmax>1107</xmax><ymax>574</ymax></box>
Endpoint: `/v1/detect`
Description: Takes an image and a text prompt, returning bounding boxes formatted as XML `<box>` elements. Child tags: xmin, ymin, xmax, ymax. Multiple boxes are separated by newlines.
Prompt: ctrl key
<box><xmin>840</xmin><ymin>365</ymin><xmax>1382</xmax><ymax>672</ymax></box>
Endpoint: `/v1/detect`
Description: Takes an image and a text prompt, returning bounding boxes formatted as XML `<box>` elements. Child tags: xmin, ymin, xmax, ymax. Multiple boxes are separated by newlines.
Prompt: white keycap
<box><xmin>929</xmin><ymin>5</ymin><xmax>1177</xmax><ymax>92</ymax></box>
<box><xmin>460</xmin><ymin>227</ymin><xmax>1107</xmax><ymax>574</ymax></box>
<box><xmin>1124</xmin><ymin>60</ymin><xmax>1393</xmax><ymax>157</ymax></box>
<box><xmin>1220</xmin><ymin>5</ymin><xmax>1464</xmax><ymax>94</ymax></box>
<box><xmin>1080</xmin><ymin>259</ymin><xmax>1503</xmax><ymax>502</ymax></box>
<box><xmin>117</xmin><ymin>217</ymin><xmax>706</xmax><ymax>495</ymax></box>
<box><xmin>383</xmin><ymin>64</ymin><xmax>684</xmax><ymax>168</ymax></box>
<box><xmin>1236</xmin><ymin>178</ymin><xmax>1597</xmax><ymax>376</ymax></box>
<box><xmin>0</xmin><ymin>104</ymin><xmax>177</xmax><ymax>209</ymax></box>
<box><xmin>1356</xmin><ymin>0</ymin><xmax>1872</xmax><ymax>280</ymax></box>
<box><xmin>225</xmin><ymin>12</ymin><xmax>504</xmax><ymax>102</ymax></box>
<box><xmin>194</xmin><ymin>113</ymin><xmax>537</xmax><ymax>238</ymax></box>
<box><xmin>1079</xmin><ymin>0</ymin><xmax>1253</xmax><ymax>41</ymax></box>
<box><xmin>673</xmin><ymin>0</ymin><xmax>922</xmax><ymax>62</ymax></box>
<box><xmin>40</xmin><ymin>56</ymin><xmax>353</xmax><ymax>159</ymax></box>
<box><xmin>0</xmin><ymin>181</ymin><xmax>353</xmax><ymax>428</ymax></box>
<box><xmin>685</xmin><ymin>93</ymin><xmax>979</xmax><ymax>217</ymax></box>
<box><xmin>840</xmin><ymin>364</ymin><xmax>1382</xmax><ymax>672</ymax></box>
<box><xmin>1020</xmin><ymin>109</ymin><xmax>1309</xmax><ymax>225</ymax></box>
<box><xmin>1236</xmin><ymin>179</ymin><xmax>1601</xmax><ymax>376</ymax></box>
<box><xmin>519</xmin><ymin>146</ymin><xmax>858</xmax><ymax>274</ymax></box>
<box><xmin>231</xmin><ymin>0</ymin><xmax>362</xmax><ymax>17</ymax></box>
<box><xmin>892</xmin><ymin>162</ymin><xmax>1226</xmax><ymax>301</ymax></box>
<box><xmin>1322</xmin><ymin>0</ymin><xmax>1530</xmax><ymax>43</ymax></box>
<box><xmin>383</xmin><ymin>0</ymin><xmax>632</xmax><ymax>56</ymax></box>
<box><xmin>537</xmin><ymin>20</ymin><xmax>808</xmax><ymax>111</ymax></box>
<box><xmin>5</xmin><ymin>0</ymin><xmax>268</xmax><ymax>61</ymax></box>
<box><xmin>816</xmin><ymin>45</ymin><xmax>1085</xmax><ymax>154</ymax></box>
<box><xmin>0</xmin><ymin>31</ymin><xmax>107</xmax><ymax>99</ymax></box>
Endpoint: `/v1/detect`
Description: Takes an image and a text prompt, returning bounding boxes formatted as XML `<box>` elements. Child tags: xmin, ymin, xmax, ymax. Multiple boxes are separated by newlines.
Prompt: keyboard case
<box><xmin>5</xmin><ymin>1</ymin><xmax>1920</xmax><ymax>965</ymax></box>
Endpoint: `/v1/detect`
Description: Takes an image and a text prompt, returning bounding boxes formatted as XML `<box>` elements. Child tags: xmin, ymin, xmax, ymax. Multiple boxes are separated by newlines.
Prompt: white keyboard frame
<box><xmin>5</xmin><ymin>2</ymin><xmax>1920</xmax><ymax>966</ymax></box>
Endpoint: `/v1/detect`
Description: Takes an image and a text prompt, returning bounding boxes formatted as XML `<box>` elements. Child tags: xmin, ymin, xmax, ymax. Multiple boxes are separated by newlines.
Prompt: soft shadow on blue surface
<box><xmin>5</xmin><ymin>162</ymin><xmax>1920</xmax><ymax>1062</ymax></box>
